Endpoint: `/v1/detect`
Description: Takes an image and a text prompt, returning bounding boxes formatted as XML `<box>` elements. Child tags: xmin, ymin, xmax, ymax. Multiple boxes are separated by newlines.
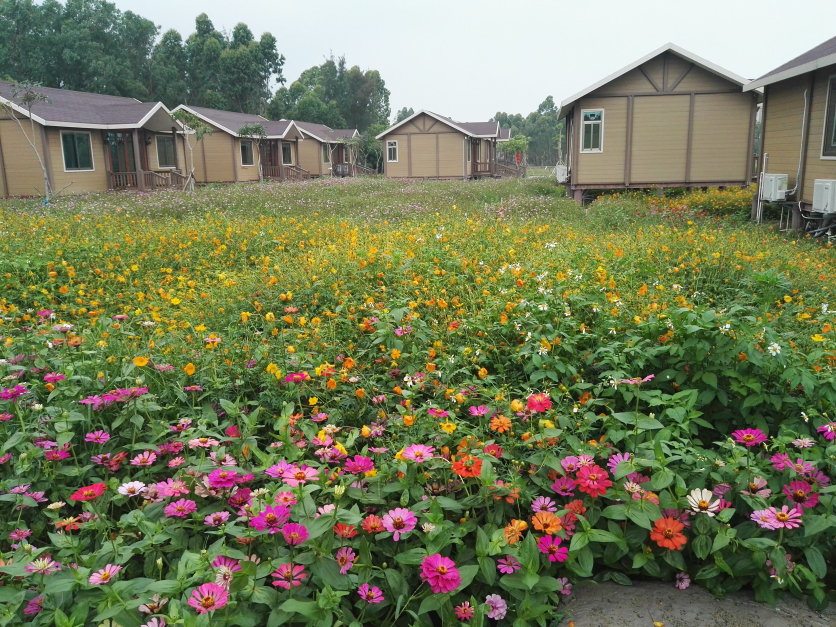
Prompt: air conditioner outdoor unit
<box><xmin>761</xmin><ymin>173</ymin><xmax>788</xmax><ymax>201</ymax></box>
<box><xmin>812</xmin><ymin>179</ymin><xmax>836</xmax><ymax>214</ymax></box>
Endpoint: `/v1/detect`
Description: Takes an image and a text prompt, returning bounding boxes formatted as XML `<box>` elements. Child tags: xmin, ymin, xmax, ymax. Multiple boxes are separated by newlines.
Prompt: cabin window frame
<box><xmin>155</xmin><ymin>135</ymin><xmax>176</xmax><ymax>169</ymax></box>
<box><xmin>580</xmin><ymin>108</ymin><xmax>605</xmax><ymax>153</ymax></box>
<box><xmin>322</xmin><ymin>143</ymin><xmax>331</xmax><ymax>163</ymax></box>
<box><xmin>240</xmin><ymin>140</ymin><xmax>255</xmax><ymax>167</ymax></box>
<box><xmin>281</xmin><ymin>142</ymin><xmax>293</xmax><ymax>165</ymax></box>
<box><xmin>60</xmin><ymin>130</ymin><xmax>95</xmax><ymax>172</ymax></box>
<box><xmin>821</xmin><ymin>75</ymin><xmax>836</xmax><ymax>159</ymax></box>
<box><xmin>387</xmin><ymin>140</ymin><xmax>398</xmax><ymax>162</ymax></box>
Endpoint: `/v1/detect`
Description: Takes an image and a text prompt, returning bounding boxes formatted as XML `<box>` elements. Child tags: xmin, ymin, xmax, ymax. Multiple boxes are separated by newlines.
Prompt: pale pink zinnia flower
<box><xmin>89</xmin><ymin>564</ymin><xmax>122</xmax><ymax>585</ymax></box>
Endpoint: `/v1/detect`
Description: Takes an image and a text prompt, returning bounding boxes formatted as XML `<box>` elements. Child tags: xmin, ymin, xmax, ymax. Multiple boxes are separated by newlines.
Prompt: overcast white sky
<box><xmin>114</xmin><ymin>0</ymin><xmax>835</xmax><ymax>122</ymax></box>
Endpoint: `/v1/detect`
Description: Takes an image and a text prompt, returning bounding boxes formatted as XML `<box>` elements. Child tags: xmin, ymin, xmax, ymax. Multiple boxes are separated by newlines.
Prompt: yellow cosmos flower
<box><xmin>183</xmin><ymin>363</ymin><xmax>196</xmax><ymax>376</ymax></box>
<box><xmin>170</xmin><ymin>298</ymin><xmax>181</xmax><ymax>305</ymax></box>
<box><xmin>334</xmin><ymin>442</ymin><xmax>348</xmax><ymax>456</ymax></box>
<box><xmin>241</xmin><ymin>312</ymin><xmax>251</xmax><ymax>323</ymax></box>
<box><xmin>266</xmin><ymin>363</ymin><xmax>279</xmax><ymax>374</ymax></box>
<box><xmin>440</xmin><ymin>421</ymin><xmax>458</xmax><ymax>434</ymax></box>
<box><xmin>394</xmin><ymin>447</ymin><xmax>405</xmax><ymax>460</ymax></box>
<box><xmin>361</xmin><ymin>425</ymin><xmax>371</xmax><ymax>437</ymax></box>
<box><xmin>132</xmin><ymin>356</ymin><xmax>149</xmax><ymax>367</ymax></box>
<box><xmin>265</xmin><ymin>312</ymin><xmax>275</xmax><ymax>322</ymax></box>
<box><xmin>811</xmin><ymin>334</ymin><xmax>825</xmax><ymax>342</ymax></box>
<box><xmin>308</xmin><ymin>397</ymin><xmax>319</xmax><ymax>406</ymax></box>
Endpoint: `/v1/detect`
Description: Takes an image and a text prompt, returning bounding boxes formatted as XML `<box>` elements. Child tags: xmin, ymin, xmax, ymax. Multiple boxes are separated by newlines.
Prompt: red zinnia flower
<box><xmin>362</xmin><ymin>514</ymin><xmax>385</xmax><ymax>533</ymax></box>
<box><xmin>70</xmin><ymin>482</ymin><xmax>107</xmax><ymax>501</ymax></box>
<box><xmin>650</xmin><ymin>517</ymin><xmax>687</xmax><ymax>550</ymax></box>
<box><xmin>574</xmin><ymin>465</ymin><xmax>612</xmax><ymax>498</ymax></box>
<box><xmin>334</xmin><ymin>523</ymin><xmax>357</xmax><ymax>538</ymax></box>
<box><xmin>451</xmin><ymin>455</ymin><xmax>483</xmax><ymax>478</ymax></box>
<box><xmin>526</xmin><ymin>393</ymin><xmax>552</xmax><ymax>413</ymax></box>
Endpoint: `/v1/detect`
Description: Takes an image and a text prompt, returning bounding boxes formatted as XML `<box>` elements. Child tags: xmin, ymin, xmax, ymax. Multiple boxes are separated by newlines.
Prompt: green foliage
<box><xmin>493</xmin><ymin>96</ymin><xmax>560</xmax><ymax>165</ymax></box>
<box><xmin>394</xmin><ymin>107</ymin><xmax>414</xmax><ymax>124</ymax></box>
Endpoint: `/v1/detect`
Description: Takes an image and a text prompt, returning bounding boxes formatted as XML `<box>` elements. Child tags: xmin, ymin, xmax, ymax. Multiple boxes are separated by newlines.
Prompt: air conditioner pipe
<box><xmin>786</xmin><ymin>89</ymin><xmax>808</xmax><ymax>197</ymax></box>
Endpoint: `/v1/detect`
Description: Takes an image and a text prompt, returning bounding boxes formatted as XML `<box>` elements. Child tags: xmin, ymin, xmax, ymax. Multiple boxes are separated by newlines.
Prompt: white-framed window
<box><xmin>822</xmin><ymin>76</ymin><xmax>836</xmax><ymax>159</ymax></box>
<box><xmin>240</xmin><ymin>140</ymin><xmax>254</xmax><ymax>166</ymax></box>
<box><xmin>581</xmin><ymin>109</ymin><xmax>604</xmax><ymax>153</ymax></box>
<box><xmin>156</xmin><ymin>135</ymin><xmax>176</xmax><ymax>169</ymax></box>
<box><xmin>387</xmin><ymin>140</ymin><xmax>398</xmax><ymax>162</ymax></box>
<box><xmin>61</xmin><ymin>131</ymin><xmax>94</xmax><ymax>171</ymax></box>
<box><xmin>281</xmin><ymin>142</ymin><xmax>293</xmax><ymax>165</ymax></box>
<box><xmin>322</xmin><ymin>143</ymin><xmax>331</xmax><ymax>163</ymax></box>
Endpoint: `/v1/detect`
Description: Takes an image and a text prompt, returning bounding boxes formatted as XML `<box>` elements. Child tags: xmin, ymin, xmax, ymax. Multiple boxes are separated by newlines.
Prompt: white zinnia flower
<box><xmin>118</xmin><ymin>481</ymin><xmax>146</xmax><ymax>497</ymax></box>
<box><xmin>422</xmin><ymin>523</ymin><xmax>436</xmax><ymax>533</ymax></box>
<box><xmin>686</xmin><ymin>488</ymin><xmax>719</xmax><ymax>516</ymax></box>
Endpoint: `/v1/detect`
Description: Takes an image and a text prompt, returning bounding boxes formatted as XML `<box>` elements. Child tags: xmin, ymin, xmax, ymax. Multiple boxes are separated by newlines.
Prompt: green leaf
<box><xmin>417</xmin><ymin>593</ymin><xmax>447</xmax><ymax>615</ymax></box>
<box><xmin>692</xmin><ymin>535</ymin><xmax>712</xmax><ymax>560</ymax></box>
<box><xmin>384</xmin><ymin>568</ymin><xmax>406</xmax><ymax>596</ymax></box>
<box><xmin>587</xmin><ymin>529</ymin><xmax>620</xmax><ymax>544</ymax></box>
<box><xmin>805</xmin><ymin>547</ymin><xmax>827</xmax><ymax>579</ymax></box>
<box><xmin>695</xmin><ymin>564</ymin><xmax>721</xmax><ymax>580</ymax></box>
<box><xmin>662</xmin><ymin>550</ymin><xmax>687</xmax><ymax>571</ymax></box>
<box><xmin>394</xmin><ymin>548</ymin><xmax>428</xmax><ymax>565</ymax></box>
<box><xmin>626</xmin><ymin>508</ymin><xmax>652</xmax><ymax>530</ymax></box>
<box><xmin>702</xmin><ymin>372</ymin><xmax>718</xmax><ymax>388</ymax></box>
<box><xmin>610</xmin><ymin>571</ymin><xmax>632</xmax><ymax>586</ymax></box>
<box><xmin>804</xmin><ymin>515</ymin><xmax>836</xmax><ymax>537</ymax></box>
<box><xmin>716</xmin><ymin>507</ymin><xmax>735</xmax><ymax>523</ymax></box>
<box><xmin>575</xmin><ymin>546</ymin><xmax>594</xmax><ymax>577</ymax></box>
<box><xmin>649</xmin><ymin>468</ymin><xmax>675</xmax><ymax>491</ymax></box>
<box><xmin>602</xmin><ymin>504</ymin><xmax>627</xmax><ymax>520</ymax></box>
<box><xmin>278</xmin><ymin>599</ymin><xmax>322</xmax><ymax>620</ymax></box>
<box><xmin>631</xmin><ymin>552</ymin><xmax>648</xmax><ymax>569</ymax></box>
<box><xmin>518</xmin><ymin>532</ymin><xmax>539</xmax><ymax>573</ymax></box>
<box><xmin>478</xmin><ymin>556</ymin><xmax>496</xmax><ymax>586</ymax></box>
<box><xmin>455</xmin><ymin>565</ymin><xmax>479</xmax><ymax>592</ymax></box>
<box><xmin>569</xmin><ymin>532</ymin><xmax>590</xmax><ymax>552</ymax></box>
<box><xmin>711</xmin><ymin>532</ymin><xmax>731</xmax><ymax>554</ymax></box>
<box><xmin>251</xmin><ymin>586</ymin><xmax>278</xmax><ymax>606</ymax></box>
<box><xmin>636</xmin><ymin>417</ymin><xmax>664</xmax><ymax>430</ymax></box>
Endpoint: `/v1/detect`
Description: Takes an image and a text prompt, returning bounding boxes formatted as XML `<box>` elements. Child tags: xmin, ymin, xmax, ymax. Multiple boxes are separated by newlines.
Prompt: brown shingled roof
<box><xmin>744</xmin><ymin>35</ymin><xmax>836</xmax><ymax>91</ymax></box>
<box><xmin>176</xmin><ymin>105</ymin><xmax>266</xmax><ymax>135</ymax></box>
<box><xmin>757</xmin><ymin>35</ymin><xmax>836</xmax><ymax>81</ymax></box>
<box><xmin>296</xmin><ymin>121</ymin><xmax>358</xmax><ymax>142</ymax></box>
<box><xmin>0</xmin><ymin>81</ymin><xmax>168</xmax><ymax>128</ymax></box>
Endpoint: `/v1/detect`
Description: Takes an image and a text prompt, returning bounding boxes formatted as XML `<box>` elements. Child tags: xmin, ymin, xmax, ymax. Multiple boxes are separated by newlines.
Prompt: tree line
<box><xmin>492</xmin><ymin>96</ymin><xmax>564</xmax><ymax>166</ymax></box>
<box><xmin>0</xmin><ymin>0</ymin><xmax>390</xmax><ymax>133</ymax></box>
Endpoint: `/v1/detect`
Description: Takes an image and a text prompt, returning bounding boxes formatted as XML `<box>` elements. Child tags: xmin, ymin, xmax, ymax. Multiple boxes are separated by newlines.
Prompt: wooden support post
<box><xmin>744</xmin><ymin>94</ymin><xmax>757</xmax><ymax>186</ymax></box>
<box><xmin>752</xmin><ymin>86</ymin><xmax>768</xmax><ymax>222</ymax></box>
<box><xmin>132</xmin><ymin>130</ymin><xmax>145</xmax><ymax>190</ymax></box>
<box><xmin>685</xmin><ymin>93</ymin><xmax>695</xmax><ymax>184</ymax></box>
<box><xmin>0</xmin><ymin>128</ymin><xmax>8</xmax><ymax>197</ymax></box>
<box><xmin>624</xmin><ymin>96</ymin><xmax>634</xmax><ymax>186</ymax></box>
<box><xmin>231</xmin><ymin>136</ymin><xmax>239</xmax><ymax>183</ymax></box>
<box><xmin>435</xmin><ymin>134</ymin><xmax>439</xmax><ymax>178</ymax></box>
<box><xmin>39</xmin><ymin>125</ymin><xmax>55</xmax><ymax>194</ymax></box>
<box><xmin>407</xmin><ymin>134</ymin><xmax>412</xmax><ymax>178</ymax></box>
<box><xmin>201</xmin><ymin>139</ymin><xmax>208</xmax><ymax>183</ymax></box>
<box><xmin>171</xmin><ymin>127</ymin><xmax>180</xmax><ymax>171</ymax></box>
<box><xmin>572</xmin><ymin>188</ymin><xmax>583</xmax><ymax>203</ymax></box>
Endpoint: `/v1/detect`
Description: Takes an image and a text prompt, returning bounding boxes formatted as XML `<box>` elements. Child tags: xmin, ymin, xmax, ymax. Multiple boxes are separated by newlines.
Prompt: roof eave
<box><xmin>744</xmin><ymin>52</ymin><xmax>836</xmax><ymax>91</ymax></box>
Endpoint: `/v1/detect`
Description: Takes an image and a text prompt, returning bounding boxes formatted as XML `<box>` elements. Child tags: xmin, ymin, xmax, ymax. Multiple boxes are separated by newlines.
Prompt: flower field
<box><xmin>0</xmin><ymin>177</ymin><xmax>835</xmax><ymax>627</ymax></box>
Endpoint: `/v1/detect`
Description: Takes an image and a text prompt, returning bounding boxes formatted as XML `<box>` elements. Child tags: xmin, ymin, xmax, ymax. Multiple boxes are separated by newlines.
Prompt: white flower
<box><xmin>767</xmin><ymin>342</ymin><xmax>781</xmax><ymax>356</ymax></box>
<box><xmin>801</xmin><ymin>412</ymin><xmax>809</xmax><ymax>423</ymax></box>
<box><xmin>538</xmin><ymin>304</ymin><xmax>548</xmax><ymax>311</ymax></box>
<box><xmin>537</xmin><ymin>347</ymin><xmax>548</xmax><ymax>356</ymax></box>
<box><xmin>403</xmin><ymin>375</ymin><xmax>414</xmax><ymax>388</ymax></box>
<box><xmin>823</xmin><ymin>303</ymin><xmax>829</xmax><ymax>314</ymax></box>
<box><xmin>686</xmin><ymin>488</ymin><xmax>719</xmax><ymax>516</ymax></box>
<box><xmin>118</xmin><ymin>481</ymin><xmax>146</xmax><ymax>497</ymax></box>
<box><xmin>422</xmin><ymin>523</ymin><xmax>436</xmax><ymax>533</ymax></box>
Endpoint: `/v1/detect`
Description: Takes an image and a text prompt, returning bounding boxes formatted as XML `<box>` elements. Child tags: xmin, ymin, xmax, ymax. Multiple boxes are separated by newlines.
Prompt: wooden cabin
<box><xmin>744</xmin><ymin>36</ymin><xmax>836</xmax><ymax>227</ymax></box>
<box><xmin>295</xmin><ymin>122</ymin><xmax>369</xmax><ymax>176</ymax></box>
<box><xmin>171</xmin><ymin>105</ymin><xmax>307</xmax><ymax>183</ymax></box>
<box><xmin>557</xmin><ymin>44</ymin><xmax>760</xmax><ymax>202</ymax></box>
<box><xmin>0</xmin><ymin>81</ymin><xmax>186</xmax><ymax>196</ymax></box>
<box><xmin>376</xmin><ymin>110</ymin><xmax>514</xmax><ymax>179</ymax></box>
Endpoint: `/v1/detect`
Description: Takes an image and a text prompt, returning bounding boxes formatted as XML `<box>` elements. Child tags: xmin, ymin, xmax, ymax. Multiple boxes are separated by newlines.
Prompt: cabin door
<box><xmin>106</xmin><ymin>132</ymin><xmax>136</xmax><ymax>173</ymax></box>
<box><xmin>471</xmin><ymin>139</ymin><xmax>478</xmax><ymax>169</ymax></box>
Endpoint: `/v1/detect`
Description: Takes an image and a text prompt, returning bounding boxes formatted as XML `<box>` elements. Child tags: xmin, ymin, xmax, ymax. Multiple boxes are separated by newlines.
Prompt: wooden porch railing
<box><xmin>285</xmin><ymin>165</ymin><xmax>310</xmax><ymax>180</ymax></box>
<box><xmin>472</xmin><ymin>162</ymin><xmax>492</xmax><ymax>175</ymax></box>
<box><xmin>108</xmin><ymin>172</ymin><xmax>138</xmax><ymax>190</ymax></box>
<box><xmin>496</xmin><ymin>163</ymin><xmax>524</xmax><ymax>178</ymax></box>
<box><xmin>263</xmin><ymin>165</ymin><xmax>310</xmax><ymax>180</ymax></box>
<box><xmin>353</xmin><ymin>164</ymin><xmax>378</xmax><ymax>176</ymax></box>
<box><xmin>108</xmin><ymin>170</ymin><xmax>188</xmax><ymax>191</ymax></box>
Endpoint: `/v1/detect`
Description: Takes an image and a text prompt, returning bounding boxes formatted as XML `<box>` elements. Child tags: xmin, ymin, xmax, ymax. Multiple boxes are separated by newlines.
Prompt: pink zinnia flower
<box><xmin>282</xmin><ymin>464</ymin><xmax>319</xmax><ymax>486</ymax></box>
<box><xmin>561</xmin><ymin>456</ymin><xmax>579</xmax><ymax>474</ymax></box>
<box><xmin>537</xmin><ymin>535</ymin><xmax>569</xmax><ymax>562</ymax></box>
<box><xmin>619</xmin><ymin>374</ymin><xmax>655</xmax><ymax>385</ymax></box>
<box><xmin>188</xmin><ymin>437</ymin><xmax>220</xmax><ymax>448</ymax></box>
<box><xmin>741</xmin><ymin>476</ymin><xmax>772</xmax><ymax>498</ymax></box>
<box><xmin>402</xmin><ymin>444</ymin><xmax>435</xmax><ymax>463</ymax></box>
<box><xmin>281</xmin><ymin>523</ymin><xmax>309</xmax><ymax>546</ymax></box>
<box><xmin>550</xmin><ymin>476</ymin><xmax>576</xmax><ymax>496</ymax></box>
<box><xmin>382</xmin><ymin>507</ymin><xmax>417</xmax><ymax>541</ymax></box>
<box><xmin>212</xmin><ymin>556</ymin><xmax>241</xmax><ymax>590</ymax></box>
<box><xmin>265</xmin><ymin>460</ymin><xmax>294</xmax><ymax>478</ymax></box>
<box><xmin>531</xmin><ymin>496</ymin><xmax>557</xmax><ymax>513</ymax></box>
<box><xmin>275</xmin><ymin>491</ymin><xmax>297</xmax><ymax>506</ymax></box>
<box><xmin>205</xmin><ymin>511</ymin><xmax>230</xmax><ymax>527</ymax></box>
<box><xmin>783</xmin><ymin>481</ymin><xmax>819</xmax><ymax>509</ymax></box>
<box><xmin>357</xmin><ymin>583</ymin><xmax>384</xmax><ymax>603</ymax></box>
<box><xmin>25</xmin><ymin>557</ymin><xmax>63</xmax><ymax>575</ymax></box>
<box><xmin>164</xmin><ymin>499</ymin><xmax>197</xmax><ymax>518</ymax></box>
<box><xmin>607</xmin><ymin>452</ymin><xmax>631</xmax><ymax>473</ymax></box>
<box><xmin>24</xmin><ymin>596</ymin><xmax>44</xmax><ymax>615</ymax></box>
<box><xmin>732</xmin><ymin>428</ymin><xmax>768</xmax><ymax>447</ymax></box>
<box><xmin>817</xmin><ymin>422</ymin><xmax>836</xmax><ymax>441</ymax></box>
<box><xmin>335</xmin><ymin>547</ymin><xmax>356</xmax><ymax>574</ymax></box>
<box><xmin>751</xmin><ymin>509</ymin><xmax>778</xmax><ymax>529</ymax></box>
<box><xmin>89</xmin><ymin>564</ymin><xmax>122</xmax><ymax>585</ymax></box>
<box><xmin>675</xmin><ymin>573</ymin><xmax>691</xmax><ymax>590</ymax></box>
<box><xmin>485</xmin><ymin>594</ymin><xmax>507</xmax><ymax>620</ymax></box>
<box><xmin>131</xmin><ymin>451</ymin><xmax>157</xmax><ymax>466</ymax></box>
<box><xmin>497</xmin><ymin>555</ymin><xmax>521</xmax><ymax>574</ymax></box>
<box><xmin>188</xmin><ymin>582</ymin><xmax>228</xmax><ymax>613</ymax></box>
<box><xmin>455</xmin><ymin>601</ymin><xmax>475</xmax><ymax>620</ymax></box>
<box><xmin>271</xmin><ymin>563</ymin><xmax>307</xmax><ymax>589</ymax></box>
<box><xmin>250</xmin><ymin>505</ymin><xmax>291</xmax><ymax>534</ymax></box>
<box><xmin>156</xmin><ymin>478</ymin><xmax>190</xmax><ymax>497</ymax></box>
<box><xmin>168</xmin><ymin>457</ymin><xmax>185</xmax><ymax>467</ymax></box>
<box><xmin>771</xmin><ymin>453</ymin><xmax>791</xmax><ymax>470</ymax></box>
<box><xmin>419</xmin><ymin>554</ymin><xmax>461</xmax><ymax>594</ymax></box>
<box><xmin>344</xmin><ymin>455</ymin><xmax>374</xmax><ymax>474</ymax></box>
<box><xmin>575</xmin><ymin>464</ymin><xmax>612</xmax><ymax>498</ymax></box>
<box><xmin>84</xmin><ymin>430</ymin><xmax>110</xmax><ymax>444</ymax></box>
<box><xmin>767</xmin><ymin>505</ymin><xmax>803</xmax><ymax>529</ymax></box>
<box><xmin>208</xmin><ymin>468</ymin><xmax>240</xmax><ymax>489</ymax></box>
<box><xmin>44</xmin><ymin>372</ymin><xmax>65</xmax><ymax>383</ymax></box>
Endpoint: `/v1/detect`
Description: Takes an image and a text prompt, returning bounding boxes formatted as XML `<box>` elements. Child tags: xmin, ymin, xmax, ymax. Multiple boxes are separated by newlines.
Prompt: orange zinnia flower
<box><xmin>451</xmin><ymin>455</ymin><xmax>482</xmax><ymax>478</ymax></box>
<box><xmin>532</xmin><ymin>511</ymin><xmax>562</xmax><ymax>535</ymax></box>
<box><xmin>650</xmin><ymin>517</ymin><xmax>687</xmax><ymax>551</ymax></box>
<box><xmin>490</xmin><ymin>415</ymin><xmax>512</xmax><ymax>433</ymax></box>
<box><xmin>504</xmin><ymin>519</ymin><xmax>528</xmax><ymax>545</ymax></box>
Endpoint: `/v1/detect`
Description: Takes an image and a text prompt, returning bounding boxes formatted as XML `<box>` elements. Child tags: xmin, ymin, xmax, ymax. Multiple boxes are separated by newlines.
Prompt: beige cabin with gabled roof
<box><xmin>557</xmin><ymin>43</ymin><xmax>761</xmax><ymax>202</ymax></box>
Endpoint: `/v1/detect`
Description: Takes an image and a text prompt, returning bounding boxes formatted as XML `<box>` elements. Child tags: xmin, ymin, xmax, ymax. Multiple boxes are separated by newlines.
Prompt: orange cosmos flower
<box><xmin>504</xmin><ymin>519</ymin><xmax>527</xmax><ymax>545</ymax></box>
<box><xmin>532</xmin><ymin>511</ymin><xmax>562</xmax><ymax>535</ymax></box>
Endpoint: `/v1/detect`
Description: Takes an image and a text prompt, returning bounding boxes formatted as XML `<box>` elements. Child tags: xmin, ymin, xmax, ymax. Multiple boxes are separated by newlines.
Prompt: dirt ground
<box><xmin>555</xmin><ymin>581</ymin><xmax>836</xmax><ymax>627</ymax></box>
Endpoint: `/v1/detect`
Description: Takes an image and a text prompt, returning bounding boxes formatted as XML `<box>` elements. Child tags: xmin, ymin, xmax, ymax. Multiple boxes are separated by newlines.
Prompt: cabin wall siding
<box><xmin>761</xmin><ymin>74</ymin><xmax>808</xmax><ymax>190</ymax></box>
<box><xmin>575</xmin><ymin>96</ymin><xmax>627</xmax><ymax>184</ymax></box>
<box><xmin>0</xmin><ymin>118</ymin><xmax>46</xmax><ymax>195</ymax></box>
<box><xmin>689</xmin><ymin>93</ymin><xmax>751</xmax><ymax>182</ymax></box>
<box><xmin>298</xmin><ymin>139</ymin><xmax>324</xmax><ymax>175</ymax></box>
<box><xmin>199</xmin><ymin>131</ymin><xmax>236</xmax><ymax>182</ymax></box>
<box><xmin>237</xmin><ymin>138</ymin><xmax>260</xmax><ymax>182</ymax></box>
<box><xmin>410</xmin><ymin>133</ymin><xmax>437</xmax><ymax>177</ymax></box>
<box><xmin>381</xmin><ymin>115</ymin><xmax>468</xmax><ymax>178</ymax></box>
<box><xmin>439</xmin><ymin>132</ymin><xmax>465</xmax><ymax>177</ymax></box>
<box><xmin>591</xmin><ymin>67</ymin><xmax>657</xmax><ymax>96</ymax></box>
<box><xmin>384</xmin><ymin>133</ymin><xmax>409</xmax><ymax>177</ymax></box>
<box><xmin>673</xmin><ymin>66</ymin><xmax>736</xmax><ymax>92</ymax></box>
<box><xmin>630</xmin><ymin>95</ymin><xmax>690</xmax><ymax>182</ymax></box>
<box><xmin>801</xmin><ymin>69</ymin><xmax>836</xmax><ymax>203</ymax></box>
<box><xmin>48</xmin><ymin>127</ymin><xmax>109</xmax><ymax>193</ymax></box>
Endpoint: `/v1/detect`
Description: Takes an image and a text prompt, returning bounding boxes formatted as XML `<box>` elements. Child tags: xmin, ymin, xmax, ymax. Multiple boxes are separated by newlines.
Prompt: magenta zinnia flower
<box><xmin>164</xmin><ymin>499</ymin><xmax>197</xmax><ymax>518</ymax></box>
<box><xmin>497</xmin><ymin>555</ymin><xmax>521</xmax><ymax>574</ymax></box>
<box><xmin>207</xmin><ymin>468</ymin><xmax>240</xmax><ymax>488</ymax></box>
<box><xmin>401</xmin><ymin>444</ymin><xmax>435</xmax><ymax>463</ymax></box>
<box><xmin>84</xmin><ymin>430</ymin><xmax>110</xmax><ymax>443</ymax></box>
<box><xmin>357</xmin><ymin>583</ymin><xmax>384</xmax><ymax>603</ymax></box>
<box><xmin>344</xmin><ymin>455</ymin><xmax>374</xmax><ymax>474</ymax></box>
<box><xmin>205</xmin><ymin>511</ymin><xmax>230</xmax><ymax>527</ymax></box>
<box><xmin>188</xmin><ymin>582</ymin><xmax>228</xmax><ymax>614</ymax></box>
<box><xmin>455</xmin><ymin>601</ymin><xmax>475</xmax><ymax>620</ymax></box>
<box><xmin>382</xmin><ymin>507</ymin><xmax>417</xmax><ymax>540</ymax></box>
<box><xmin>271</xmin><ymin>563</ymin><xmax>307</xmax><ymax>589</ymax></box>
<box><xmin>281</xmin><ymin>523</ymin><xmax>309</xmax><ymax>546</ymax></box>
<box><xmin>537</xmin><ymin>535</ymin><xmax>569</xmax><ymax>562</ymax></box>
<box><xmin>250</xmin><ymin>504</ymin><xmax>291</xmax><ymax>534</ymax></box>
<box><xmin>732</xmin><ymin>428</ymin><xmax>767</xmax><ymax>447</ymax></box>
<box><xmin>419</xmin><ymin>554</ymin><xmax>462</xmax><ymax>594</ymax></box>
<box><xmin>607</xmin><ymin>452</ymin><xmax>631</xmax><ymax>473</ymax></box>
<box><xmin>782</xmin><ymin>481</ymin><xmax>819</xmax><ymax>509</ymax></box>
<box><xmin>771</xmin><ymin>453</ymin><xmax>791</xmax><ymax>470</ymax></box>
<box><xmin>531</xmin><ymin>496</ymin><xmax>557</xmax><ymax>513</ymax></box>
<box><xmin>24</xmin><ymin>596</ymin><xmax>44</xmax><ymax>615</ymax></box>
<box><xmin>89</xmin><ymin>564</ymin><xmax>122</xmax><ymax>585</ymax></box>
<box><xmin>817</xmin><ymin>422</ymin><xmax>836</xmax><ymax>441</ymax></box>
<box><xmin>550</xmin><ymin>476</ymin><xmax>576</xmax><ymax>496</ymax></box>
